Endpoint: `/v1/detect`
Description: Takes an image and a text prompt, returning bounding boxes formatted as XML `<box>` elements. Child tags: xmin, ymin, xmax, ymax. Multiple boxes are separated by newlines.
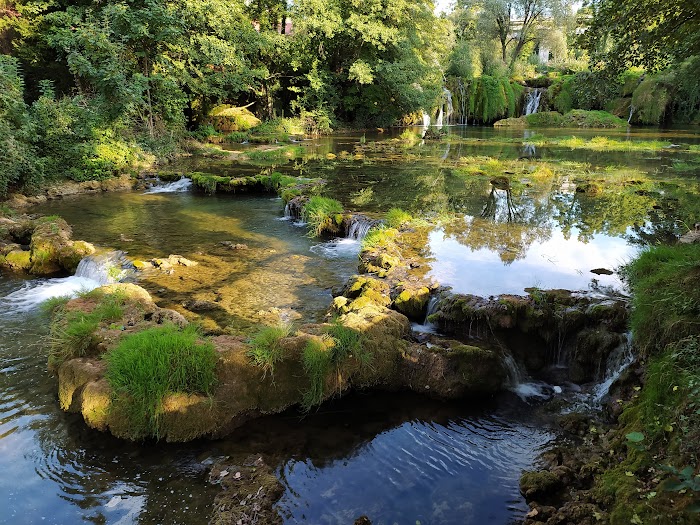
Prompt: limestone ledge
<box><xmin>55</xmin><ymin>283</ymin><xmax>507</xmax><ymax>442</ymax></box>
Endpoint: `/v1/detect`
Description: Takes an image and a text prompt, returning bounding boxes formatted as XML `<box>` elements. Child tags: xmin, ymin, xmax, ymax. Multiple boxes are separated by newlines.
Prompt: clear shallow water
<box><xmin>33</xmin><ymin>192</ymin><xmax>360</xmax><ymax>330</ymax></box>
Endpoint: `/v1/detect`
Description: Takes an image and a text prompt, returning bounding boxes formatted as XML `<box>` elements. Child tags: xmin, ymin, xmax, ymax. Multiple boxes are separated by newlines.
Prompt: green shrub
<box><xmin>302</xmin><ymin>196</ymin><xmax>344</xmax><ymax>237</ymax></box>
<box><xmin>302</xmin><ymin>336</ymin><xmax>332</xmax><ymax>410</ymax></box>
<box><xmin>385</xmin><ymin>208</ymin><xmax>412</xmax><ymax>228</ymax></box>
<box><xmin>105</xmin><ymin>324</ymin><xmax>217</xmax><ymax>439</ymax></box>
<box><xmin>247</xmin><ymin>324</ymin><xmax>293</xmax><ymax>378</ymax></box>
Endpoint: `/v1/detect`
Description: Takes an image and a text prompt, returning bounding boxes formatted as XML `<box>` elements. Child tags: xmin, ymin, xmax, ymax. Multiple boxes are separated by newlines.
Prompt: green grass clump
<box><xmin>302</xmin><ymin>336</ymin><xmax>333</xmax><ymax>410</ymax></box>
<box><xmin>246</xmin><ymin>145</ymin><xmax>304</xmax><ymax>162</ymax></box>
<box><xmin>49</xmin><ymin>291</ymin><xmax>127</xmax><ymax>369</ymax></box>
<box><xmin>361</xmin><ymin>225</ymin><xmax>398</xmax><ymax>249</ymax></box>
<box><xmin>621</xmin><ymin>243</ymin><xmax>700</xmax><ymax>356</ymax></box>
<box><xmin>385</xmin><ymin>208</ymin><xmax>412</xmax><ymax>228</ymax></box>
<box><xmin>302</xmin><ymin>196</ymin><xmax>344</xmax><ymax>237</ymax></box>
<box><xmin>525</xmin><ymin>111</ymin><xmax>565</xmax><ymax>127</ymax></box>
<box><xmin>302</xmin><ymin>322</ymin><xmax>369</xmax><ymax>410</ymax></box>
<box><xmin>105</xmin><ymin>323</ymin><xmax>217</xmax><ymax>440</ymax></box>
<box><xmin>247</xmin><ymin>324</ymin><xmax>293</xmax><ymax>378</ymax></box>
<box><xmin>41</xmin><ymin>295</ymin><xmax>72</xmax><ymax>315</ymax></box>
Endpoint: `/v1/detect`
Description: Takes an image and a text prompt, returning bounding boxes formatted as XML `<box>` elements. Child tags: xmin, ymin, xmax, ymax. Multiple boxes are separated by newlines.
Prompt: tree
<box><xmin>580</xmin><ymin>0</ymin><xmax>700</xmax><ymax>72</ymax></box>
<box><xmin>288</xmin><ymin>0</ymin><xmax>450</xmax><ymax>126</ymax></box>
<box><xmin>459</xmin><ymin>0</ymin><xmax>572</xmax><ymax>68</ymax></box>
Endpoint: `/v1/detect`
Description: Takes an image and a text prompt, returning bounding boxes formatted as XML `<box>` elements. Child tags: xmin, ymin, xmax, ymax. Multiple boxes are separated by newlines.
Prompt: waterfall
<box><xmin>144</xmin><ymin>177</ymin><xmax>192</xmax><ymax>194</ymax></box>
<box><xmin>457</xmin><ymin>79</ymin><xmax>468</xmax><ymax>125</ymax></box>
<box><xmin>283</xmin><ymin>203</ymin><xmax>293</xmax><ymax>219</ymax></box>
<box><xmin>628</xmin><ymin>105</ymin><xmax>636</xmax><ymax>125</ymax></box>
<box><xmin>591</xmin><ymin>333</ymin><xmax>634</xmax><ymax>403</ymax></box>
<box><xmin>436</xmin><ymin>106</ymin><xmax>444</xmax><ymax>129</ymax></box>
<box><xmin>411</xmin><ymin>295</ymin><xmax>441</xmax><ymax>334</ymax></box>
<box><xmin>346</xmin><ymin>216</ymin><xmax>380</xmax><ymax>241</ymax></box>
<box><xmin>443</xmin><ymin>87</ymin><xmax>454</xmax><ymax>125</ymax></box>
<box><xmin>524</xmin><ymin>88</ymin><xmax>543</xmax><ymax>116</ymax></box>
<box><xmin>0</xmin><ymin>252</ymin><xmax>129</xmax><ymax>314</ymax></box>
<box><xmin>421</xmin><ymin>111</ymin><xmax>431</xmax><ymax>138</ymax></box>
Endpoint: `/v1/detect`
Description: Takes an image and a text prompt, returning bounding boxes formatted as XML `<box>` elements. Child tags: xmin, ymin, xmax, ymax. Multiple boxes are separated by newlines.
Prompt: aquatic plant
<box><xmin>301</xmin><ymin>196</ymin><xmax>344</xmax><ymax>237</ymax></box>
<box><xmin>105</xmin><ymin>323</ymin><xmax>217</xmax><ymax>440</ymax></box>
<box><xmin>247</xmin><ymin>323</ymin><xmax>293</xmax><ymax>378</ymax></box>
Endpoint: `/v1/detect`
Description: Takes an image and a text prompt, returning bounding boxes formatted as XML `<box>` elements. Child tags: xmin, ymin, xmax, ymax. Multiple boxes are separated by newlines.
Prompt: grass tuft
<box><xmin>385</xmin><ymin>208</ymin><xmax>412</xmax><ymax>229</ymax></box>
<box><xmin>247</xmin><ymin>324</ymin><xmax>293</xmax><ymax>378</ymax></box>
<box><xmin>105</xmin><ymin>323</ymin><xmax>217</xmax><ymax>440</ymax></box>
<box><xmin>302</xmin><ymin>196</ymin><xmax>344</xmax><ymax>237</ymax></box>
<box><xmin>49</xmin><ymin>291</ymin><xmax>127</xmax><ymax>369</ymax></box>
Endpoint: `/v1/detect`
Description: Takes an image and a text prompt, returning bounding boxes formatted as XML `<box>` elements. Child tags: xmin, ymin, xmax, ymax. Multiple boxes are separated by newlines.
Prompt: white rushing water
<box><xmin>346</xmin><ymin>216</ymin><xmax>379</xmax><ymax>241</ymax></box>
<box><xmin>524</xmin><ymin>88</ymin><xmax>543</xmax><ymax>116</ymax></box>
<box><xmin>144</xmin><ymin>178</ymin><xmax>192</xmax><ymax>194</ymax></box>
<box><xmin>0</xmin><ymin>252</ymin><xmax>127</xmax><ymax>314</ymax></box>
<box><xmin>411</xmin><ymin>295</ymin><xmax>441</xmax><ymax>335</ymax></box>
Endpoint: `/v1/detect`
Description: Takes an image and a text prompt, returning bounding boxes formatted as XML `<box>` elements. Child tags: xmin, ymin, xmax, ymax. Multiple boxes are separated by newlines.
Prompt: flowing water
<box><xmin>1</xmin><ymin>125</ymin><xmax>699</xmax><ymax>523</ymax></box>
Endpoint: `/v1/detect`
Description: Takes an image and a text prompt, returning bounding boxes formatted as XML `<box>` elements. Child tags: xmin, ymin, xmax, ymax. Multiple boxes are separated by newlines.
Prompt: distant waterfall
<box><xmin>435</xmin><ymin>87</ymin><xmax>454</xmax><ymax>129</ymax></box>
<box><xmin>523</xmin><ymin>88</ymin><xmax>543</xmax><ymax>116</ymax></box>
<box><xmin>457</xmin><ymin>79</ymin><xmax>468</xmax><ymax>125</ymax></box>
<box><xmin>421</xmin><ymin>111</ymin><xmax>430</xmax><ymax>137</ymax></box>
<box><xmin>144</xmin><ymin>177</ymin><xmax>192</xmax><ymax>194</ymax></box>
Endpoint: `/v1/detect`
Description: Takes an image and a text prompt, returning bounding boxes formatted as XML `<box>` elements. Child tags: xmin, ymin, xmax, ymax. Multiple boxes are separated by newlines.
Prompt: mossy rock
<box><xmin>2</xmin><ymin>249</ymin><xmax>31</xmax><ymax>271</ymax></box>
<box><xmin>520</xmin><ymin>470</ymin><xmax>562</xmax><ymax>501</ymax></box>
<box><xmin>392</xmin><ymin>286</ymin><xmax>430</xmax><ymax>320</ymax></box>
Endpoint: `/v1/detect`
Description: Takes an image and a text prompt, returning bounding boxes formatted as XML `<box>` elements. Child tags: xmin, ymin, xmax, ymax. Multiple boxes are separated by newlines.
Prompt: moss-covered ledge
<box><xmin>0</xmin><ymin>213</ymin><xmax>95</xmax><ymax>275</ymax></box>
<box><xmin>51</xmin><ymin>282</ymin><xmax>508</xmax><ymax>442</ymax></box>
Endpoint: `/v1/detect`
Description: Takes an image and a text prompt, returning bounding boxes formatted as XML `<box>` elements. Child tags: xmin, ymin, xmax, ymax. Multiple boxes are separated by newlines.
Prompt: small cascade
<box><xmin>523</xmin><ymin>88</ymin><xmax>543</xmax><ymax>116</ymax></box>
<box><xmin>144</xmin><ymin>177</ymin><xmax>192</xmax><ymax>194</ymax></box>
<box><xmin>504</xmin><ymin>353</ymin><xmax>563</xmax><ymax>402</ymax></box>
<box><xmin>345</xmin><ymin>216</ymin><xmax>380</xmax><ymax>241</ymax></box>
<box><xmin>436</xmin><ymin>106</ymin><xmax>444</xmax><ymax>129</ymax></box>
<box><xmin>421</xmin><ymin>111</ymin><xmax>431</xmax><ymax>138</ymax></box>
<box><xmin>628</xmin><ymin>105</ymin><xmax>636</xmax><ymax>125</ymax></box>
<box><xmin>434</xmin><ymin>87</ymin><xmax>454</xmax><ymax>129</ymax></box>
<box><xmin>443</xmin><ymin>86</ymin><xmax>454</xmax><ymax>125</ymax></box>
<box><xmin>411</xmin><ymin>295</ymin><xmax>441</xmax><ymax>334</ymax></box>
<box><xmin>0</xmin><ymin>252</ymin><xmax>129</xmax><ymax>314</ymax></box>
<box><xmin>591</xmin><ymin>333</ymin><xmax>634</xmax><ymax>403</ymax></box>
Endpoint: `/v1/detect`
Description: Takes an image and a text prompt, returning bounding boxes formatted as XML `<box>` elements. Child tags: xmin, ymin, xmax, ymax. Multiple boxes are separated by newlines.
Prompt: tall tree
<box><xmin>459</xmin><ymin>0</ymin><xmax>572</xmax><ymax>67</ymax></box>
<box><xmin>580</xmin><ymin>0</ymin><xmax>700</xmax><ymax>72</ymax></box>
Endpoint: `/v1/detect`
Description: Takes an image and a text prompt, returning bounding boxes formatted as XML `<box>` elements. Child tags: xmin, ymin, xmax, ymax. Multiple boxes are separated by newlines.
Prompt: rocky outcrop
<box><xmin>4</xmin><ymin>174</ymin><xmax>135</xmax><ymax>208</ymax></box>
<box><xmin>0</xmin><ymin>215</ymin><xmax>95</xmax><ymax>275</ymax></box>
<box><xmin>54</xmin><ymin>279</ymin><xmax>508</xmax><ymax>442</ymax></box>
<box><xmin>427</xmin><ymin>290</ymin><xmax>629</xmax><ymax>383</ymax></box>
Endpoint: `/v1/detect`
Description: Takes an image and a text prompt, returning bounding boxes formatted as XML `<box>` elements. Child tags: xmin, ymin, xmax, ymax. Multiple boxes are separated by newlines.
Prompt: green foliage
<box><xmin>581</xmin><ymin>0</ymin><xmax>700</xmax><ymax>72</ymax></box>
<box><xmin>247</xmin><ymin>324</ymin><xmax>292</xmax><ymax>378</ymax></box>
<box><xmin>302</xmin><ymin>337</ymin><xmax>332</xmax><ymax>410</ymax></box>
<box><xmin>302</xmin><ymin>196</ymin><xmax>344</xmax><ymax>237</ymax></box>
<box><xmin>302</xmin><ymin>322</ymin><xmax>368</xmax><ymax>410</ymax></box>
<box><xmin>41</xmin><ymin>295</ymin><xmax>72</xmax><ymax>315</ymax></box>
<box><xmin>49</xmin><ymin>291</ymin><xmax>127</xmax><ymax>368</ymax></box>
<box><xmin>105</xmin><ymin>324</ymin><xmax>217</xmax><ymax>440</ymax></box>
<box><xmin>385</xmin><ymin>208</ymin><xmax>412</xmax><ymax>228</ymax></box>
<box><xmin>621</xmin><ymin>244</ymin><xmax>700</xmax><ymax>356</ymax></box>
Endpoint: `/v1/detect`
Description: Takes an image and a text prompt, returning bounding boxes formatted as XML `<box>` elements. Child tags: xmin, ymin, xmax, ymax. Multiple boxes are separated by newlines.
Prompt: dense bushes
<box><xmin>0</xmin><ymin>55</ymin><xmax>163</xmax><ymax>196</ymax></box>
<box><xmin>446</xmin><ymin>75</ymin><xmax>524</xmax><ymax>124</ymax></box>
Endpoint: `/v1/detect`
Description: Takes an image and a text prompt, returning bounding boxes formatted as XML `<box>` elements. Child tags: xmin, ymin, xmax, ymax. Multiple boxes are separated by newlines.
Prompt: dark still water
<box><xmin>0</xmin><ymin>279</ymin><xmax>552</xmax><ymax>523</ymax></box>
